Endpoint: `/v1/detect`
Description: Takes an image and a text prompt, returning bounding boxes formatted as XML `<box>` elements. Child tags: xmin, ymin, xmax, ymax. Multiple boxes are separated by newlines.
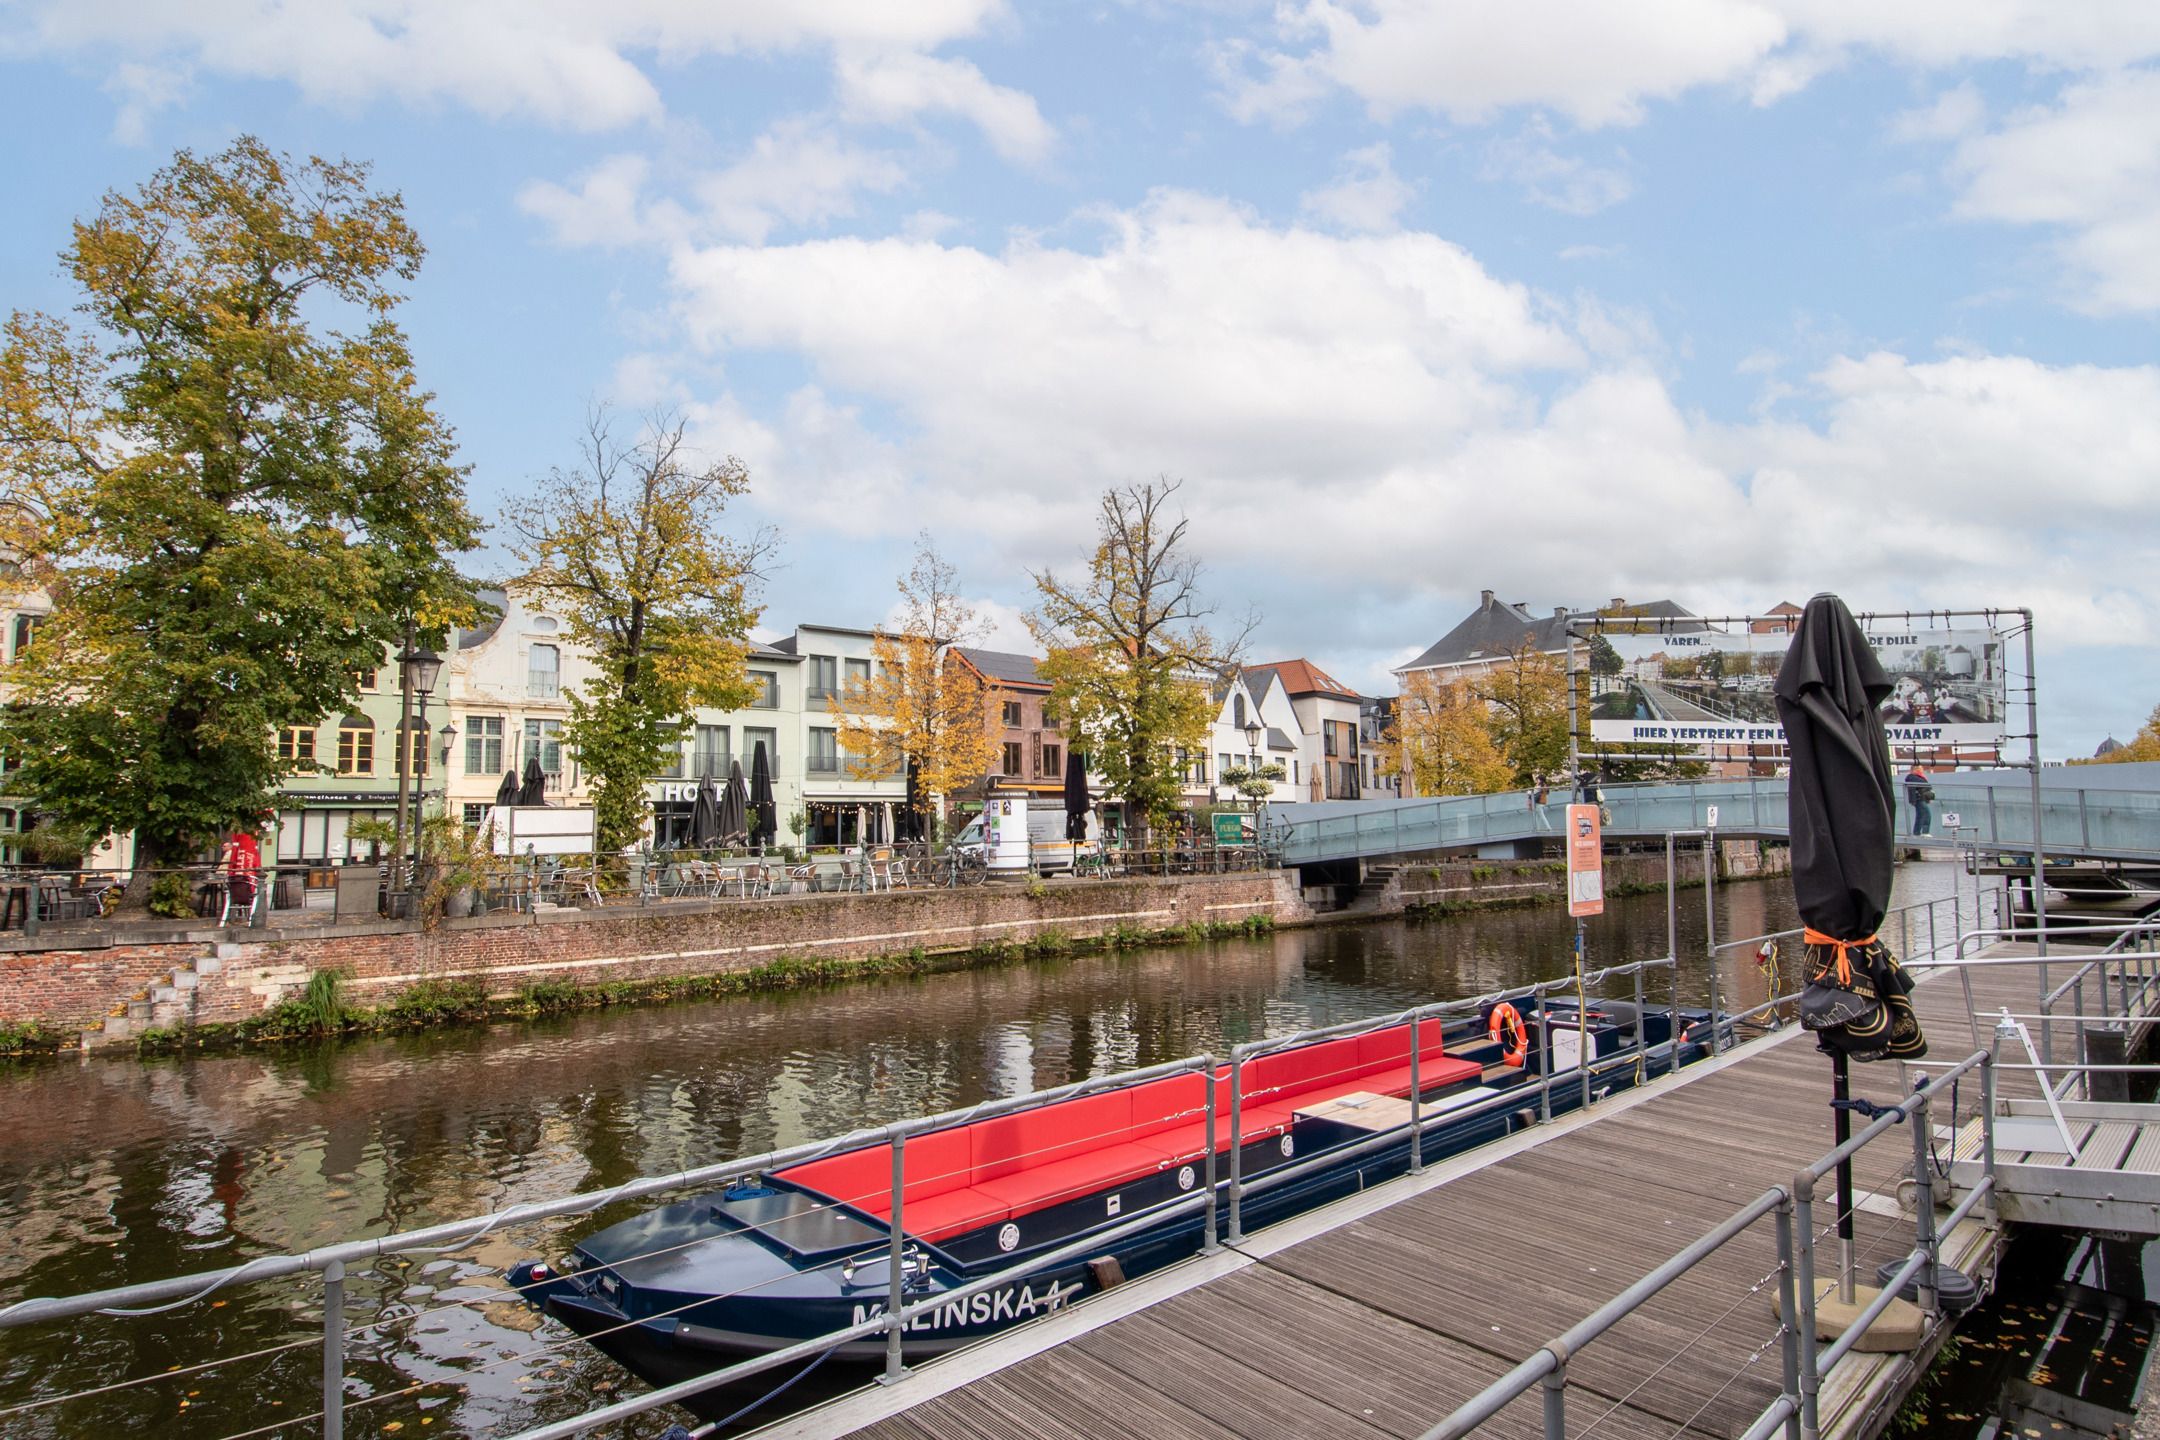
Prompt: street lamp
<box><xmin>397</xmin><ymin>645</ymin><xmax>442</xmax><ymax>889</ymax></box>
<box><xmin>1243</xmin><ymin>719</ymin><xmax>1264</xmax><ymax>833</ymax></box>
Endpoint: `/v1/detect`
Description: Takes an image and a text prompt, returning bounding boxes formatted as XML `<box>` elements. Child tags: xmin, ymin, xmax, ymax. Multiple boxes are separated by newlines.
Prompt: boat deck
<box><xmin>760</xmin><ymin>946</ymin><xmax>2071</xmax><ymax>1440</ymax></box>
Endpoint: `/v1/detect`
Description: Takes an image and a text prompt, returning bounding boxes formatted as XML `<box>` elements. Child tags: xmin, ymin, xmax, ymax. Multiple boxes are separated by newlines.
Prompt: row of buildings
<box><xmin>6</xmin><ymin>581</ymin><xmax>1855</xmax><ymax>873</ymax></box>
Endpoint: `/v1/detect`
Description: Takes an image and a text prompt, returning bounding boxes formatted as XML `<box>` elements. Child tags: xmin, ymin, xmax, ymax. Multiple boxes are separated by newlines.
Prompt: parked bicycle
<box><xmin>935</xmin><ymin>847</ymin><xmax>990</xmax><ymax>888</ymax></box>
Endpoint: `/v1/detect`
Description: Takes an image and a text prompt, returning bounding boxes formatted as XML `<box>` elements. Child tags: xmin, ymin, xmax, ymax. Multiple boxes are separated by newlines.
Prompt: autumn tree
<box><xmin>1384</xmin><ymin>671</ymin><xmax>1515</xmax><ymax>796</ymax></box>
<box><xmin>1470</xmin><ymin>639</ymin><xmax>1571</xmax><ymax>786</ymax></box>
<box><xmin>0</xmin><ymin>138</ymin><xmax>480</xmax><ymax>898</ymax></box>
<box><xmin>830</xmin><ymin>535</ymin><xmax>998</xmax><ymax>816</ymax></box>
<box><xmin>1028</xmin><ymin>479</ymin><xmax>1251</xmax><ymax>845</ymax></box>
<box><xmin>2079</xmin><ymin>704</ymin><xmax>2160</xmax><ymax>765</ymax></box>
<box><xmin>507</xmin><ymin>408</ymin><xmax>768</xmax><ymax>852</ymax></box>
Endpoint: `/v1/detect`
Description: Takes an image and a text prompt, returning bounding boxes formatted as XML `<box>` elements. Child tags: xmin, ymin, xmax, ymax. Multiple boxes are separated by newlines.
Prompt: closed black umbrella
<box><xmin>900</xmin><ymin>758</ymin><xmax>923</xmax><ymax>843</ymax></box>
<box><xmin>1775</xmin><ymin>593</ymin><xmax>1928</xmax><ymax>1304</ymax></box>
<box><xmin>690</xmin><ymin>776</ymin><xmax>720</xmax><ymax>848</ymax></box>
<box><xmin>749</xmin><ymin>743</ymin><xmax>776</xmax><ymax>847</ymax></box>
<box><xmin>494</xmin><ymin>770</ymin><xmax>521</xmax><ymax>809</ymax></box>
<box><xmin>1063</xmin><ymin>749</ymin><xmax>1090</xmax><ymax>842</ymax></box>
<box><xmin>718</xmin><ymin>759</ymin><xmax>749</xmax><ymax>846</ymax></box>
<box><xmin>517</xmin><ymin>756</ymin><xmax>547</xmax><ymax>807</ymax></box>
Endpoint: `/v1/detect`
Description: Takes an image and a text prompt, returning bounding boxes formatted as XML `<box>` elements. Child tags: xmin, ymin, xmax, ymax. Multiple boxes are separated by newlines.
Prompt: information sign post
<box><xmin>1566</xmin><ymin>804</ymin><xmax>1605</xmax><ymax>918</ymax></box>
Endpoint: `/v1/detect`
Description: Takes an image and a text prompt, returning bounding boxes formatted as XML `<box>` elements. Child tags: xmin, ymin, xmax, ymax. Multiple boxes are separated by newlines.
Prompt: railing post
<box><xmin>1909</xmin><ymin>1087</ymin><xmax>1939</xmax><ymax>1316</ymax></box>
<box><xmin>1795</xmin><ymin>1178</ymin><xmax>1821</xmax><ymax>1440</ymax></box>
<box><xmin>1981</xmin><ymin>1052</ymin><xmax>1999</xmax><ymax>1228</ymax></box>
<box><xmin>1632</xmin><ymin>964</ymin><xmax>1647</xmax><ymax>1076</ymax></box>
<box><xmin>1542</xmin><ymin>1360</ymin><xmax>1567</xmax><ymax>1440</ymax></box>
<box><xmin>883</xmin><ymin>1129</ymin><xmax>908</xmax><ymax>1383</ymax></box>
<box><xmin>1537</xmin><ymin>996</ymin><xmax>1554</xmax><ymax>1124</ymax></box>
<box><xmin>1409</xmin><ymin>1014</ymin><xmax>1425</xmax><ymax>1175</ymax></box>
<box><xmin>1665</xmin><ymin>834</ymin><xmax>1677</xmax><ymax>976</ymax></box>
<box><xmin>1776</xmin><ymin>1198</ymin><xmax>1802</xmax><ymax>1440</ymax></box>
<box><xmin>1703</xmin><ymin>832</ymin><xmax>1720</xmax><ymax>1058</ymax></box>
<box><xmin>1202</xmin><ymin>1059</ymin><xmax>1220</xmax><ymax>1255</ymax></box>
<box><xmin>322</xmin><ymin>1258</ymin><xmax>345</xmax><ymax>1440</ymax></box>
<box><xmin>1227</xmin><ymin>1051</ymin><xmax>1247</xmax><ymax>1244</ymax></box>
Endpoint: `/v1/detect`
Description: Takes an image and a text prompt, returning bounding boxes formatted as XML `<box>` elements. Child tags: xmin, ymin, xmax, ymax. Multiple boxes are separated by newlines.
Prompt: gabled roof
<box><xmin>1397</xmin><ymin>591</ymin><xmax>1544</xmax><ymax>673</ymax></box>
<box><xmin>954</xmin><ymin>647</ymin><xmax>1048</xmax><ymax>689</ymax></box>
<box><xmin>1244</xmin><ymin>658</ymin><xmax>1359</xmax><ymax>701</ymax></box>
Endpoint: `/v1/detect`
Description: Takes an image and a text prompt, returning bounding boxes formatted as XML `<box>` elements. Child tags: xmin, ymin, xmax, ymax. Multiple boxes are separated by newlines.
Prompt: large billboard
<box><xmin>1585</xmin><ymin>624</ymin><xmax>2006</xmax><ymax>752</ymax></box>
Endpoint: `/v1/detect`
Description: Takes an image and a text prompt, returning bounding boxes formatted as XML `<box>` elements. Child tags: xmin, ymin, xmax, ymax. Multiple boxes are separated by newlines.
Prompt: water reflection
<box><xmin>0</xmin><ymin>862</ymin><xmax>1965</xmax><ymax>1437</ymax></box>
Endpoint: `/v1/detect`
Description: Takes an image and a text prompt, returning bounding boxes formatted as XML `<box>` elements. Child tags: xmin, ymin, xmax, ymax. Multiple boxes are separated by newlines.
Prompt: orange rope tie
<box><xmin>1802</xmin><ymin>928</ymin><xmax>1878</xmax><ymax>987</ymax></box>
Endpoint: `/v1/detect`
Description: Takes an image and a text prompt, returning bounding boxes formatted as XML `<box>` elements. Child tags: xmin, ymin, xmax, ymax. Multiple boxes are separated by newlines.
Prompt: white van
<box><xmin>952</xmin><ymin>807</ymin><xmax>1101</xmax><ymax>873</ymax></box>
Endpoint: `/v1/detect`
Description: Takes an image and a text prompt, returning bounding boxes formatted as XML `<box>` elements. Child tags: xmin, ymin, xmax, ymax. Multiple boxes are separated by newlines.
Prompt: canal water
<box><xmin>0</xmin><ymin>860</ymin><xmax>2034</xmax><ymax>1439</ymax></box>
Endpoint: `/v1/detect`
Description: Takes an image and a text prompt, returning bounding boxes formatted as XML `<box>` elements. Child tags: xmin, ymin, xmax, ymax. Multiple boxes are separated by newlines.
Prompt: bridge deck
<box><xmin>764</xmin><ymin>948</ymin><xmax>2064</xmax><ymax>1440</ymax></box>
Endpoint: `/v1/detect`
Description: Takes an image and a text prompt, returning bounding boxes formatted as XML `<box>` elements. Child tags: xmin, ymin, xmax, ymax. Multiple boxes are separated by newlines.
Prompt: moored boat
<box><xmin>512</xmin><ymin>998</ymin><xmax>1713</xmax><ymax>1398</ymax></box>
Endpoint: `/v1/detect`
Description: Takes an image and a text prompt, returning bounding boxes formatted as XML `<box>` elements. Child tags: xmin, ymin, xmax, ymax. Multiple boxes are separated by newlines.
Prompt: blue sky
<box><xmin>3</xmin><ymin>1</ymin><xmax>2157</xmax><ymax>754</ymax></box>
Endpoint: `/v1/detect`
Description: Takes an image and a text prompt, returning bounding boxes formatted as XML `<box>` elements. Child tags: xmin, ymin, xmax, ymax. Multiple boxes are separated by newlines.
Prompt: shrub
<box><xmin>300</xmin><ymin>968</ymin><xmax>347</xmax><ymax>1031</ymax></box>
<box><xmin>386</xmin><ymin>978</ymin><xmax>488</xmax><ymax>1023</ymax></box>
<box><xmin>146</xmin><ymin>871</ymin><xmax>194</xmax><ymax>919</ymax></box>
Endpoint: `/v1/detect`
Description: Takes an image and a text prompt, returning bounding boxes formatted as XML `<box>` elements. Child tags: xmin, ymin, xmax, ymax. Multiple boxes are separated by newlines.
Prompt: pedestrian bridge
<box><xmin>1272</xmin><ymin>765</ymin><xmax>2160</xmax><ymax>868</ymax></box>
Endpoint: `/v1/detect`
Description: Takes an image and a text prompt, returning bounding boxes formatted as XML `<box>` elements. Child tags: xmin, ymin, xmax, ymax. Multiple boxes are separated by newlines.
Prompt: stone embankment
<box><xmin>1</xmin><ymin>872</ymin><xmax>1307</xmax><ymax>1050</ymax></box>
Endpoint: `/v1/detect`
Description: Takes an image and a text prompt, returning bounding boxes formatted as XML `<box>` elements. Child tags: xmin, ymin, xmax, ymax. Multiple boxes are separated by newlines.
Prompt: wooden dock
<box><xmin>758</xmin><ymin>946</ymin><xmax>2082</xmax><ymax>1440</ymax></box>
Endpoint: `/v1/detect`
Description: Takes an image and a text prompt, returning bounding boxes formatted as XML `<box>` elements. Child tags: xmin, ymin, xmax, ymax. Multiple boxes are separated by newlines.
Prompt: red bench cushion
<box><xmin>974</xmin><ymin>1142</ymin><xmax>1166</xmax><ymax>1214</ymax></box>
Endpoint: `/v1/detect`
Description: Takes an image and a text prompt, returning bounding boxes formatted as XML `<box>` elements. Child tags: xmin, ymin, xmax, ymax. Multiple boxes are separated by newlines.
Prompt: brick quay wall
<box><xmin>1</xmin><ymin>872</ymin><xmax>1309</xmax><ymax>1044</ymax></box>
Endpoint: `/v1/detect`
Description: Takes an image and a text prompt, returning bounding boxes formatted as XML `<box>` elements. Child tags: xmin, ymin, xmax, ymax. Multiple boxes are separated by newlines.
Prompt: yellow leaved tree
<box><xmin>1384</xmin><ymin>670</ymin><xmax>1516</xmax><ymax>796</ymax></box>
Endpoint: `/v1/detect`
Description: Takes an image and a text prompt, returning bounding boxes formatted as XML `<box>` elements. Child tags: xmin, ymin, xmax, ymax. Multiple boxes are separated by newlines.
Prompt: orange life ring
<box><xmin>1489</xmin><ymin>1002</ymin><xmax>1529</xmax><ymax>1068</ymax></box>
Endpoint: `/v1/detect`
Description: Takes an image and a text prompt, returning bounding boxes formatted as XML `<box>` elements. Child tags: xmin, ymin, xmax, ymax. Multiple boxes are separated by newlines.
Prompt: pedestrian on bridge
<box><xmin>1903</xmin><ymin>765</ymin><xmax>1934</xmax><ymax>835</ymax></box>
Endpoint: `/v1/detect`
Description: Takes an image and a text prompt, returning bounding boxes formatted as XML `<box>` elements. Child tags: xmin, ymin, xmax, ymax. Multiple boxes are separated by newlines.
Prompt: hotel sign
<box><xmin>1586</xmin><ymin>624</ymin><xmax>2006</xmax><ymax>753</ymax></box>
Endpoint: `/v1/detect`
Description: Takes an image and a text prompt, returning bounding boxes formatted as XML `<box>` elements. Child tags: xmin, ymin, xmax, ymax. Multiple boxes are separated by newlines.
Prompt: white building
<box><xmin>766</xmin><ymin>624</ymin><xmax>908</xmax><ymax>846</ymax></box>
<box><xmin>441</xmin><ymin>584</ymin><xmax>599</xmax><ymax>824</ymax></box>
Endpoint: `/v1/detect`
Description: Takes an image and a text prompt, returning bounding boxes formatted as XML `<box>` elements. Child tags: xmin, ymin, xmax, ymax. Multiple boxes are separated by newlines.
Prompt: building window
<box><xmin>464</xmin><ymin>715</ymin><xmax>504</xmax><ymax>775</ymax></box>
<box><xmin>462</xmin><ymin>803</ymin><xmax>487</xmax><ymax>826</ymax></box>
<box><xmin>744</xmin><ymin>727</ymin><xmax>778</xmax><ymax>776</ymax></box>
<box><xmin>1001</xmin><ymin>699</ymin><xmax>1023</xmax><ymax>727</ymax></box>
<box><xmin>528</xmin><ymin>644</ymin><xmax>560</xmax><ymax>699</ymax></box>
<box><xmin>694</xmin><ymin>725</ymin><xmax>728</xmax><ymax>778</ymax></box>
<box><xmin>1002</xmin><ymin>741</ymin><xmax>1023</xmax><ymax>775</ymax></box>
<box><xmin>844</xmin><ymin>657</ymin><xmax>871</xmax><ymax>693</ymax></box>
<box><xmin>9</xmin><ymin>614</ymin><xmax>38</xmax><ymax>661</ymax></box>
<box><xmin>1041</xmin><ymin>743</ymin><xmax>1062</xmax><ymax>778</ymax></box>
<box><xmin>807</xmin><ymin>656</ymin><xmax>837</xmax><ymax>699</ymax></box>
<box><xmin>524</xmin><ymin>718</ymin><xmax>564</xmax><ymax>775</ymax></box>
<box><xmin>1219</xmin><ymin>752</ymin><xmax>1232</xmax><ymax>778</ymax></box>
<box><xmin>1292</xmin><ymin>759</ymin><xmax>1299</xmax><ymax>785</ymax></box>
<box><xmin>808</xmin><ymin>727</ymin><xmax>839</xmax><ymax>773</ymax></box>
<box><xmin>351</xmin><ymin>663</ymin><xmax>377</xmax><ymax>692</ymax></box>
<box><xmin>749</xmin><ymin>670</ymin><xmax>778</xmax><ymax>708</ymax></box>
<box><xmin>1233</xmin><ymin>693</ymin><xmax>1246</xmax><ymax>729</ymax></box>
<box><xmin>336</xmin><ymin>718</ymin><xmax>374</xmax><ymax>776</ymax></box>
<box><xmin>277</xmin><ymin>725</ymin><xmax>318</xmax><ymax>764</ymax></box>
<box><xmin>398</xmin><ymin>718</ymin><xmax>430</xmax><ymax>777</ymax></box>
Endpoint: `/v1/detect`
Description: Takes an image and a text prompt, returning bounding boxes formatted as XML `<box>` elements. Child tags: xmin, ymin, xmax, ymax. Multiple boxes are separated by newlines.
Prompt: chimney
<box><xmin>1553</xmin><ymin>606</ymin><xmax>1566</xmax><ymax>617</ymax></box>
<box><xmin>1609</xmin><ymin>597</ymin><xmax>1625</xmax><ymax>610</ymax></box>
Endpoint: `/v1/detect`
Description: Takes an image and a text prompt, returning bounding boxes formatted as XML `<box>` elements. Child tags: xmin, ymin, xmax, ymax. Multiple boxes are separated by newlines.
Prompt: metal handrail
<box><xmin>1423</xmin><ymin>1050</ymin><xmax>1995</xmax><ymax>1440</ymax></box>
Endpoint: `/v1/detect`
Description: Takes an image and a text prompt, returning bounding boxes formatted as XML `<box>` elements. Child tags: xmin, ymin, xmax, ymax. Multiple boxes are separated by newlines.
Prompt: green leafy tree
<box><xmin>1028</xmin><ymin>479</ymin><xmax>1251</xmax><ymax>845</ymax></box>
<box><xmin>0</xmin><ymin>138</ymin><xmax>479</xmax><ymax>898</ymax></box>
<box><xmin>507</xmin><ymin>407</ymin><xmax>768</xmax><ymax>852</ymax></box>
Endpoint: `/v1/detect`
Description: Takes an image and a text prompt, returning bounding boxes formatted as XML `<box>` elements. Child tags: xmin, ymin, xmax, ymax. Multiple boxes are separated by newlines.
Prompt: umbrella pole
<box><xmin>1833</xmin><ymin>1049</ymin><xmax>1856</xmax><ymax>1303</ymax></box>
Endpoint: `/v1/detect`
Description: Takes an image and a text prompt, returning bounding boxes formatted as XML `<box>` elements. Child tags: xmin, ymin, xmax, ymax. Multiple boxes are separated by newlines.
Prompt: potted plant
<box><xmin>416</xmin><ymin>813</ymin><xmax>494</xmax><ymax>922</ymax></box>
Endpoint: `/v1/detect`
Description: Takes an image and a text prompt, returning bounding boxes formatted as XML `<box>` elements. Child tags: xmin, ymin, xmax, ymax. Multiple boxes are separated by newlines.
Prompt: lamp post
<box><xmin>1244</xmin><ymin>718</ymin><xmax>1263</xmax><ymax>836</ymax></box>
<box><xmin>397</xmin><ymin>644</ymin><xmax>442</xmax><ymax>891</ymax></box>
<box><xmin>439</xmin><ymin>721</ymin><xmax>458</xmax><ymax>810</ymax></box>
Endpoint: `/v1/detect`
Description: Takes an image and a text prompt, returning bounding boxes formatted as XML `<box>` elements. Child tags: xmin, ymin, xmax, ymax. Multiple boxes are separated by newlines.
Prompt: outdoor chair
<box><xmin>867</xmin><ymin>848</ymin><xmax>895</xmax><ymax>891</ymax></box>
<box><xmin>787</xmin><ymin>862</ymin><xmax>815</xmax><ymax>894</ymax></box>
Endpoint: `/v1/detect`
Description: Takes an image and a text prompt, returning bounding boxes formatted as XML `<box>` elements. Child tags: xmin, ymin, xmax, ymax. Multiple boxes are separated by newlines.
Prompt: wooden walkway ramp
<box><xmin>760</xmin><ymin>948</ymin><xmax>2069</xmax><ymax>1440</ymax></box>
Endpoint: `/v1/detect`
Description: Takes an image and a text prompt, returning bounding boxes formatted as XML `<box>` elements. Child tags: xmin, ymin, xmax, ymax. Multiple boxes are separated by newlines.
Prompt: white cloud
<box><xmin>520</xmin><ymin>122</ymin><xmax>909</xmax><ymax>248</ymax></box>
<box><xmin>1941</xmin><ymin>68</ymin><xmax>2160</xmax><ymax>313</ymax></box>
<box><xmin>1218</xmin><ymin>0</ymin><xmax>2160</xmax><ymax>131</ymax></box>
<box><xmin>14</xmin><ymin>0</ymin><xmax>1016</xmax><ymax>133</ymax></box>
<box><xmin>637</xmin><ymin>198</ymin><xmax>2160</xmax><ymax>659</ymax></box>
<box><xmin>1483</xmin><ymin>126</ymin><xmax>1633</xmax><ymax>215</ymax></box>
<box><xmin>101</xmin><ymin>60</ymin><xmax>188</xmax><ymax>144</ymax></box>
<box><xmin>1889</xmin><ymin>82</ymin><xmax>1984</xmax><ymax>143</ymax></box>
<box><xmin>835</xmin><ymin>51</ymin><xmax>1054</xmax><ymax>164</ymax></box>
<box><xmin>1297</xmin><ymin>143</ymin><xmax>1413</xmax><ymax>233</ymax></box>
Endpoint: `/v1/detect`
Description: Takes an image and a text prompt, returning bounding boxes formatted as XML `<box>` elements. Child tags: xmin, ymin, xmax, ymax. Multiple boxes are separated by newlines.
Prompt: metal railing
<box><xmin>1421</xmin><ymin>1050</ymin><xmax>1998</xmax><ymax>1440</ymax></box>
<box><xmin>1276</xmin><ymin>777</ymin><xmax>2160</xmax><ymax>866</ymax></box>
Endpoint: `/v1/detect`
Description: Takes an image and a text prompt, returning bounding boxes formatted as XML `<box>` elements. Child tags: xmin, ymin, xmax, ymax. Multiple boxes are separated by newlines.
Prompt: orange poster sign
<box><xmin>1566</xmin><ymin>803</ymin><xmax>1604</xmax><ymax>917</ymax></box>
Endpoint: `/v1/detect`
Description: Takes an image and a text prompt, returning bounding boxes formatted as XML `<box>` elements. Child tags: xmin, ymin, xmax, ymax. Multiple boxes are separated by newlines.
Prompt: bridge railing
<box><xmin>1276</xmin><ymin>777</ymin><xmax>2160</xmax><ymax>865</ymax></box>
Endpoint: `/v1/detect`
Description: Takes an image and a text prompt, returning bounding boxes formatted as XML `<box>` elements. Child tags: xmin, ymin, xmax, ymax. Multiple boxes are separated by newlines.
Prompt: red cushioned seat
<box><xmin>972</xmin><ymin>1091</ymin><xmax>1135</xmax><ymax>1183</ymax></box>
<box><xmin>779</xmin><ymin>1124</ymin><xmax>975</xmax><ymax>1216</ymax></box>
<box><xmin>1130</xmin><ymin>1073</ymin><xmax>1208</xmax><ymax>1139</ymax></box>
<box><xmin>1128</xmin><ymin>1105</ymin><xmax>1294</xmax><ymax>1165</ymax></box>
<box><xmin>974</xmin><ymin>1142</ymin><xmax>1166</xmax><ymax>1216</ymax></box>
<box><xmin>899</xmin><ymin>1186</ymin><xmax>1011</xmax><ymax>1242</ymax></box>
<box><xmin>1242</xmin><ymin>1036</ymin><xmax>1367</xmax><ymax>1107</ymax></box>
<box><xmin>1355</xmin><ymin>1019</ymin><xmax>1448</xmax><ymax>1073</ymax></box>
<box><xmin>1352</xmin><ymin>1054</ymin><xmax>1484</xmax><ymax>1100</ymax></box>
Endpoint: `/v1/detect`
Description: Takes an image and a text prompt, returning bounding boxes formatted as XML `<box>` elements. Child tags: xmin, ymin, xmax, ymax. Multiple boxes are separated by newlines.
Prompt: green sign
<box><xmin>1212</xmin><ymin>811</ymin><xmax>1249</xmax><ymax>845</ymax></box>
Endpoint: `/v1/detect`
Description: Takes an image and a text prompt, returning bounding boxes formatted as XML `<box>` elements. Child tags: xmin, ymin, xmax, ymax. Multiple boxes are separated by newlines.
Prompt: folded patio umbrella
<box><xmin>494</xmin><ymin>770</ymin><xmax>521</xmax><ymax>809</ymax></box>
<box><xmin>718</xmin><ymin>760</ymin><xmax>749</xmax><ymax>846</ymax></box>
<box><xmin>749</xmin><ymin>743</ymin><xmax>776</xmax><ymax>847</ymax></box>
<box><xmin>1063</xmin><ymin>749</ymin><xmax>1090</xmax><ymax>842</ymax></box>
<box><xmin>516</xmin><ymin>756</ymin><xmax>548</xmax><ymax>807</ymax></box>
<box><xmin>690</xmin><ymin>776</ymin><xmax>721</xmax><ymax>848</ymax></box>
